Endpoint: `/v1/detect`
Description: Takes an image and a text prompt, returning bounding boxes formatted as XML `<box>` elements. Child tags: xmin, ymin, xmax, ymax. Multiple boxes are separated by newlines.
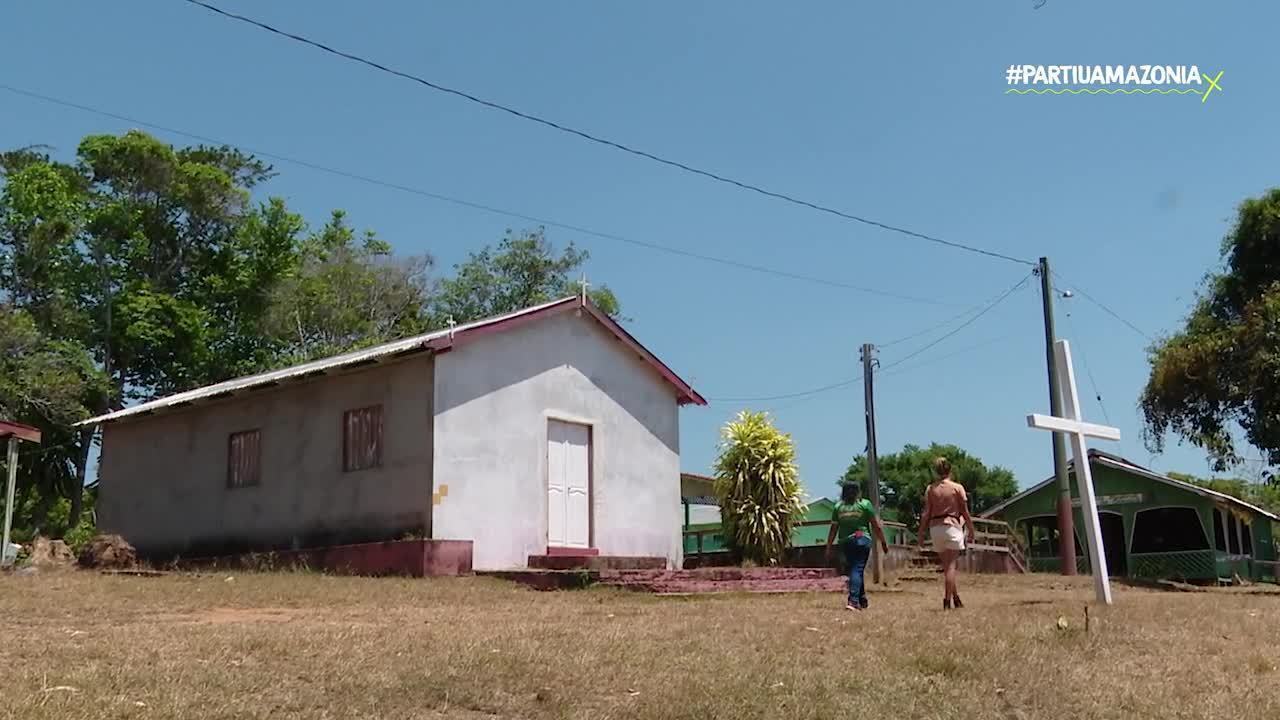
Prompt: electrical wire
<box><xmin>1052</xmin><ymin>271</ymin><xmax>1153</xmax><ymax>342</ymax></box>
<box><xmin>180</xmin><ymin>0</ymin><xmax>1036</xmax><ymax>268</ymax></box>
<box><xmin>0</xmin><ymin>83</ymin><xmax>956</xmax><ymax>308</ymax></box>
<box><xmin>878</xmin><ymin>272</ymin><xmax>1034</xmax><ymax>372</ymax></box>
<box><xmin>707</xmin><ymin>376</ymin><xmax>862</xmax><ymax>404</ymax></box>
<box><xmin>707</xmin><ymin>272</ymin><xmax>1032</xmax><ymax>403</ymax></box>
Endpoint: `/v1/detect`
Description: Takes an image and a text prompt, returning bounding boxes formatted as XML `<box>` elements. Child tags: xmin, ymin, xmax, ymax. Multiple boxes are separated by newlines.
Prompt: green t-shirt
<box><xmin>833</xmin><ymin>499</ymin><xmax>876</xmax><ymax>541</ymax></box>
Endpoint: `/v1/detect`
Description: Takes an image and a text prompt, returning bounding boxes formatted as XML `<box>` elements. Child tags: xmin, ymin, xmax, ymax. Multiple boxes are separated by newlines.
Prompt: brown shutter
<box><xmin>343</xmin><ymin>406</ymin><xmax>384</xmax><ymax>472</ymax></box>
<box><xmin>227</xmin><ymin>429</ymin><xmax>262</xmax><ymax>488</ymax></box>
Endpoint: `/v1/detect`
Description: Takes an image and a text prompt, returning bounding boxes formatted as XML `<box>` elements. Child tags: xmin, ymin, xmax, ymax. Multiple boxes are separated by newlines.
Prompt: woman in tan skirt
<box><xmin>917</xmin><ymin>457</ymin><xmax>974</xmax><ymax>609</ymax></box>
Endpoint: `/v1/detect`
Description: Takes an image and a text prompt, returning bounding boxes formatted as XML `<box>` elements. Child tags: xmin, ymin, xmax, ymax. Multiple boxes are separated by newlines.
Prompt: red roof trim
<box><xmin>429</xmin><ymin>296</ymin><xmax>706</xmax><ymax>406</ymax></box>
<box><xmin>0</xmin><ymin>420</ymin><xmax>42</xmax><ymax>444</ymax></box>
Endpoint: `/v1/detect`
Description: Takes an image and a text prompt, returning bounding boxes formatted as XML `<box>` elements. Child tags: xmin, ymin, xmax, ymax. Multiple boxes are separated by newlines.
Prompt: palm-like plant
<box><xmin>713</xmin><ymin>411</ymin><xmax>805</xmax><ymax>565</ymax></box>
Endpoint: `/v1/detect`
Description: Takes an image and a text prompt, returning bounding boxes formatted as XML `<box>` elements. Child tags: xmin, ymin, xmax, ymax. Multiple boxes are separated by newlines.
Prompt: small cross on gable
<box><xmin>1027</xmin><ymin>339</ymin><xmax>1121</xmax><ymax>604</ymax></box>
<box><xmin>578</xmin><ymin>274</ymin><xmax>590</xmax><ymax>304</ymax></box>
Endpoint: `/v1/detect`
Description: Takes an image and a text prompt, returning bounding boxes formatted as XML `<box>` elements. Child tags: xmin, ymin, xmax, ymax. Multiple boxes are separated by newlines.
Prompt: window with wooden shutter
<box><xmin>343</xmin><ymin>405</ymin><xmax>384</xmax><ymax>472</ymax></box>
<box><xmin>227</xmin><ymin>429</ymin><xmax>262</xmax><ymax>489</ymax></box>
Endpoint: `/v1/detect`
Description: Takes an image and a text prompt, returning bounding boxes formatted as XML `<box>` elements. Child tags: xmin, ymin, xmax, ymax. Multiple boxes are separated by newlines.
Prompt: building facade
<box><xmin>86</xmin><ymin>297</ymin><xmax>705</xmax><ymax>571</ymax></box>
<box><xmin>981</xmin><ymin>451</ymin><xmax>1277</xmax><ymax>583</ymax></box>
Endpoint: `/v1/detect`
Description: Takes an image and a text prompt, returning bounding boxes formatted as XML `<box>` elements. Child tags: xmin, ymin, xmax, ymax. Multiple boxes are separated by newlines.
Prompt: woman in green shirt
<box><xmin>825</xmin><ymin>482</ymin><xmax>889</xmax><ymax>611</ymax></box>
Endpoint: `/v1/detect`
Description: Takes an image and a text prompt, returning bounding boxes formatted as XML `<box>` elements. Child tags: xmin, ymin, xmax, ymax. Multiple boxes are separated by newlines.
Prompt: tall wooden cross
<box><xmin>578</xmin><ymin>274</ymin><xmax>590</xmax><ymax>303</ymax></box>
<box><xmin>1027</xmin><ymin>339</ymin><xmax>1120</xmax><ymax>605</ymax></box>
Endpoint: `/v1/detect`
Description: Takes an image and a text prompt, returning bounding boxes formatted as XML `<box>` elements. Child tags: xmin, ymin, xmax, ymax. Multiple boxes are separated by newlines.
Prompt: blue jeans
<box><xmin>842</xmin><ymin>534</ymin><xmax>872</xmax><ymax>608</ymax></box>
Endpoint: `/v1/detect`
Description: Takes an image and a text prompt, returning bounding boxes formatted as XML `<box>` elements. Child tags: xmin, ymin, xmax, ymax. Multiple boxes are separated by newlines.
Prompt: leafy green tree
<box><xmin>1166</xmin><ymin>471</ymin><xmax>1280</xmax><ymax>516</ymax></box>
<box><xmin>1142</xmin><ymin>188</ymin><xmax>1280</xmax><ymax>471</ymax></box>
<box><xmin>842</xmin><ymin>443</ymin><xmax>1017</xmax><ymax>533</ymax></box>
<box><xmin>713</xmin><ymin>411</ymin><xmax>805</xmax><ymax>565</ymax></box>
<box><xmin>0</xmin><ymin>131</ymin><xmax>304</xmax><ymax>526</ymax></box>
<box><xmin>430</xmin><ymin>228</ymin><xmax>619</xmax><ymax>324</ymax></box>
<box><xmin>0</xmin><ymin>307</ymin><xmax>109</xmax><ymax>536</ymax></box>
<box><xmin>264</xmin><ymin>210</ymin><xmax>433</xmax><ymax>363</ymax></box>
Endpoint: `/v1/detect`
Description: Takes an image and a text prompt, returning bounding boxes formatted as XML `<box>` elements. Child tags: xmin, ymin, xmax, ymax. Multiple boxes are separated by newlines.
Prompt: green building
<box><xmin>682</xmin><ymin>489</ymin><xmax>906</xmax><ymax>556</ymax></box>
<box><xmin>981</xmin><ymin>450</ymin><xmax>1277</xmax><ymax>583</ymax></box>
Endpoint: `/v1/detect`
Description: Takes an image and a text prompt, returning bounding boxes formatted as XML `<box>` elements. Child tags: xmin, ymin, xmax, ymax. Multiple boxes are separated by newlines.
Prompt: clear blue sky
<box><xmin>3</xmin><ymin>1</ymin><xmax>1277</xmax><ymax>496</ymax></box>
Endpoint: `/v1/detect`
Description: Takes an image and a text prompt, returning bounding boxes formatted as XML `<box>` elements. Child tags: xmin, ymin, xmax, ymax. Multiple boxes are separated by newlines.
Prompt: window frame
<box><xmin>226</xmin><ymin>428</ymin><xmax>262</xmax><ymax>489</ymax></box>
<box><xmin>342</xmin><ymin>405</ymin><xmax>385</xmax><ymax>473</ymax></box>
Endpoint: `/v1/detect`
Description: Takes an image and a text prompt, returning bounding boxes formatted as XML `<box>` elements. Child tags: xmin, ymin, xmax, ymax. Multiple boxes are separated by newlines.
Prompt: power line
<box><xmin>1052</xmin><ymin>272</ymin><xmax>1153</xmax><ymax>342</ymax></box>
<box><xmin>708</xmin><ymin>375</ymin><xmax>862</xmax><ymax>404</ymax></box>
<box><xmin>0</xmin><ymin>83</ymin><xmax>955</xmax><ymax>308</ymax></box>
<box><xmin>180</xmin><ymin>0</ymin><xmax>1036</xmax><ymax>268</ymax></box>
<box><xmin>878</xmin><ymin>272</ymin><xmax>1034</xmax><ymax>372</ymax></box>
<box><xmin>708</xmin><ymin>272</ymin><xmax>1032</xmax><ymax>403</ymax></box>
<box><xmin>879</xmin><ymin>332</ymin><xmax>1020</xmax><ymax>378</ymax></box>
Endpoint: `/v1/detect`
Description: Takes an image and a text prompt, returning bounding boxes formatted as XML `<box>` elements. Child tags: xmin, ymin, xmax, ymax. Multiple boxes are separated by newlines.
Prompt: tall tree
<box><xmin>1142</xmin><ymin>188</ymin><xmax>1280</xmax><ymax>471</ymax></box>
<box><xmin>430</xmin><ymin>228</ymin><xmax>620</xmax><ymax>324</ymax></box>
<box><xmin>0</xmin><ymin>131</ymin><xmax>304</xmax><ymax>525</ymax></box>
<box><xmin>842</xmin><ymin>443</ymin><xmax>1017</xmax><ymax>533</ymax></box>
<box><xmin>264</xmin><ymin>210</ymin><xmax>433</xmax><ymax>363</ymax></box>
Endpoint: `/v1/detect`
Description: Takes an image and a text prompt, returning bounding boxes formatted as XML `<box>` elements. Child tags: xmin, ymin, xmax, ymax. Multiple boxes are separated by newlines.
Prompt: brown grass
<box><xmin>2</xmin><ymin>570</ymin><xmax>1278</xmax><ymax>719</ymax></box>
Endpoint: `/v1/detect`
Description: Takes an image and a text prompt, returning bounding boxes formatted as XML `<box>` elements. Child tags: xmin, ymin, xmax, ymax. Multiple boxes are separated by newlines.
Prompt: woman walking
<box><xmin>825</xmin><ymin>482</ymin><xmax>889</xmax><ymax>611</ymax></box>
<box><xmin>918</xmin><ymin>457</ymin><xmax>974</xmax><ymax>610</ymax></box>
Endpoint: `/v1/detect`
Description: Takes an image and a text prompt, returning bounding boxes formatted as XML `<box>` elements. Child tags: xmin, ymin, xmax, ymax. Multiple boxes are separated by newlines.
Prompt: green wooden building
<box><xmin>981</xmin><ymin>450</ymin><xmax>1278</xmax><ymax>583</ymax></box>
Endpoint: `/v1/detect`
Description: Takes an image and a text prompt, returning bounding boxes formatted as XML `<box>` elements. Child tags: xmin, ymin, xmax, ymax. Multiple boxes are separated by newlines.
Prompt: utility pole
<box><xmin>1037</xmin><ymin>257</ymin><xmax>1077</xmax><ymax>576</ymax></box>
<box><xmin>860</xmin><ymin>343</ymin><xmax>884</xmax><ymax>584</ymax></box>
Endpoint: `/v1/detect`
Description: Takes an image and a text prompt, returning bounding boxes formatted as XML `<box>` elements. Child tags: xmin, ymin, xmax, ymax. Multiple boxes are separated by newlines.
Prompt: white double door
<box><xmin>547</xmin><ymin>419</ymin><xmax>591</xmax><ymax>549</ymax></box>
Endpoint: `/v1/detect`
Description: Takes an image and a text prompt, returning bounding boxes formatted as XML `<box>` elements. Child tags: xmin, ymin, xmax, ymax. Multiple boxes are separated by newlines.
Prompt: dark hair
<box><xmin>840</xmin><ymin>482</ymin><xmax>862</xmax><ymax>503</ymax></box>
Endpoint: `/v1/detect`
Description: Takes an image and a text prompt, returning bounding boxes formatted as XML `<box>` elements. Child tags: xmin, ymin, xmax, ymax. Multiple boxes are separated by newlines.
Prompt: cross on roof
<box><xmin>1027</xmin><ymin>339</ymin><xmax>1121</xmax><ymax>605</ymax></box>
<box><xmin>578</xmin><ymin>274</ymin><xmax>589</xmax><ymax>303</ymax></box>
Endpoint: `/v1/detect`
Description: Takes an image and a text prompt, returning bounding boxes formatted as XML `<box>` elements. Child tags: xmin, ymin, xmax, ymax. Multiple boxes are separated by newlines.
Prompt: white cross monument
<box><xmin>1027</xmin><ymin>339</ymin><xmax>1122</xmax><ymax>605</ymax></box>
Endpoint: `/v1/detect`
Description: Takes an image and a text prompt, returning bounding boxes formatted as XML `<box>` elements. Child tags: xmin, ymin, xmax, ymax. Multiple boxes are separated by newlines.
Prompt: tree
<box><xmin>0</xmin><ymin>306</ymin><xmax>108</xmax><ymax>538</ymax></box>
<box><xmin>264</xmin><ymin>211</ymin><xmax>433</xmax><ymax>363</ymax></box>
<box><xmin>0</xmin><ymin>131</ymin><xmax>304</xmax><ymax>526</ymax></box>
<box><xmin>841</xmin><ymin>443</ymin><xmax>1017</xmax><ymax>533</ymax></box>
<box><xmin>712</xmin><ymin>411</ymin><xmax>805</xmax><ymax>565</ymax></box>
<box><xmin>430</xmin><ymin>228</ymin><xmax>620</xmax><ymax>324</ymax></box>
<box><xmin>1167</xmin><ymin>471</ymin><xmax>1280</xmax><ymax>517</ymax></box>
<box><xmin>1142</xmin><ymin>188</ymin><xmax>1280</xmax><ymax>471</ymax></box>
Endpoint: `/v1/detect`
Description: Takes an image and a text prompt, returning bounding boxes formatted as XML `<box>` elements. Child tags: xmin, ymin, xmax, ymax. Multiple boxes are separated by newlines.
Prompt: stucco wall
<box><xmin>431</xmin><ymin>310</ymin><xmax>682</xmax><ymax>571</ymax></box>
<box><xmin>97</xmin><ymin>355</ymin><xmax>435</xmax><ymax>558</ymax></box>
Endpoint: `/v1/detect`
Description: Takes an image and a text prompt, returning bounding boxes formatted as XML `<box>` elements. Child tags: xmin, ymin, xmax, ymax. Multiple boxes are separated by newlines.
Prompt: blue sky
<box><xmin>3</xmin><ymin>1</ymin><xmax>1278</xmax><ymax>496</ymax></box>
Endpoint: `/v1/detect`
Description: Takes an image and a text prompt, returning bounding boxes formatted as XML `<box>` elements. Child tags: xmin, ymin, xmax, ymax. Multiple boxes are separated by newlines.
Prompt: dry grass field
<box><xmin>2</xmin><ymin>569</ymin><xmax>1278</xmax><ymax>720</ymax></box>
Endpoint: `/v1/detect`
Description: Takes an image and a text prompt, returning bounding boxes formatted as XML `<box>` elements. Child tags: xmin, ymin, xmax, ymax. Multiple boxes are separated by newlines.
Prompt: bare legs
<box><xmin>939</xmin><ymin>548</ymin><xmax>961</xmax><ymax>608</ymax></box>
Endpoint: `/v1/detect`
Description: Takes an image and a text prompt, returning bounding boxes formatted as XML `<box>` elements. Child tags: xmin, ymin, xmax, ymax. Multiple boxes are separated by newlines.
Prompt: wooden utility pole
<box><xmin>1037</xmin><ymin>257</ymin><xmax>1077</xmax><ymax>576</ymax></box>
<box><xmin>861</xmin><ymin>343</ymin><xmax>884</xmax><ymax>584</ymax></box>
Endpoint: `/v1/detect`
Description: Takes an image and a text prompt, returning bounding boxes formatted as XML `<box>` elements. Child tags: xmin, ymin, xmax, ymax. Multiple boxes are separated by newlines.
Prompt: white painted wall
<box><xmin>431</xmin><ymin>309</ymin><xmax>683</xmax><ymax>570</ymax></box>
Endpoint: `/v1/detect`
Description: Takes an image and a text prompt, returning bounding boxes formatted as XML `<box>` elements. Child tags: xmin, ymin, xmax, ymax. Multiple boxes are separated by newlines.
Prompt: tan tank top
<box><xmin>926</xmin><ymin>479</ymin><xmax>968</xmax><ymax>528</ymax></box>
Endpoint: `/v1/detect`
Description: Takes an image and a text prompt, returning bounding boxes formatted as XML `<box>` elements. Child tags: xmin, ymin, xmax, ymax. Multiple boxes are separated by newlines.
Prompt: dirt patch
<box><xmin>78</xmin><ymin>534</ymin><xmax>137</xmax><ymax>570</ymax></box>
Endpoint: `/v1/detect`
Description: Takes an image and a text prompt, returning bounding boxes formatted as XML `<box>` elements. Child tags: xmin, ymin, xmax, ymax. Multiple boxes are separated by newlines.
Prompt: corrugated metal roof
<box><xmin>979</xmin><ymin>450</ymin><xmax>1279</xmax><ymax>522</ymax></box>
<box><xmin>79</xmin><ymin>296</ymin><xmax>705</xmax><ymax>427</ymax></box>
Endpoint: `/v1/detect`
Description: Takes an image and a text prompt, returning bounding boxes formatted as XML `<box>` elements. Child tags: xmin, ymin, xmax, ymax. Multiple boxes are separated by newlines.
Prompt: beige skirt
<box><xmin>930</xmin><ymin>523</ymin><xmax>966</xmax><ymax>551</ymax></box>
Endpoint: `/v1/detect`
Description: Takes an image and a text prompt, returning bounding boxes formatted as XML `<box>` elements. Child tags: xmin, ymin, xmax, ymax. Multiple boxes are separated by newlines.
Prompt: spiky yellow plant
<box><xmin>712</xmin><ymin>411</ymin><xmax>805</xmax><ymax>565</ymax></box>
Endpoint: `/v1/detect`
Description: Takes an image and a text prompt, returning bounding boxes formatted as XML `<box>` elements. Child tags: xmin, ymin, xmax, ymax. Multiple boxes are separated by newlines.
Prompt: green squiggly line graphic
<box><xmin>1005</xmin><ymin>88</ymin><xmax>1203</xmax><ymax>96</ymax></box>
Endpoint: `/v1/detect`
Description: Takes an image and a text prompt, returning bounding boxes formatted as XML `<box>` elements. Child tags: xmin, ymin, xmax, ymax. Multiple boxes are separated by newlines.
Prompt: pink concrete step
<box><xmin>527</xmin><ymin>554</ymin><xmax>667</xmax><ymax>571</ymax></box>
